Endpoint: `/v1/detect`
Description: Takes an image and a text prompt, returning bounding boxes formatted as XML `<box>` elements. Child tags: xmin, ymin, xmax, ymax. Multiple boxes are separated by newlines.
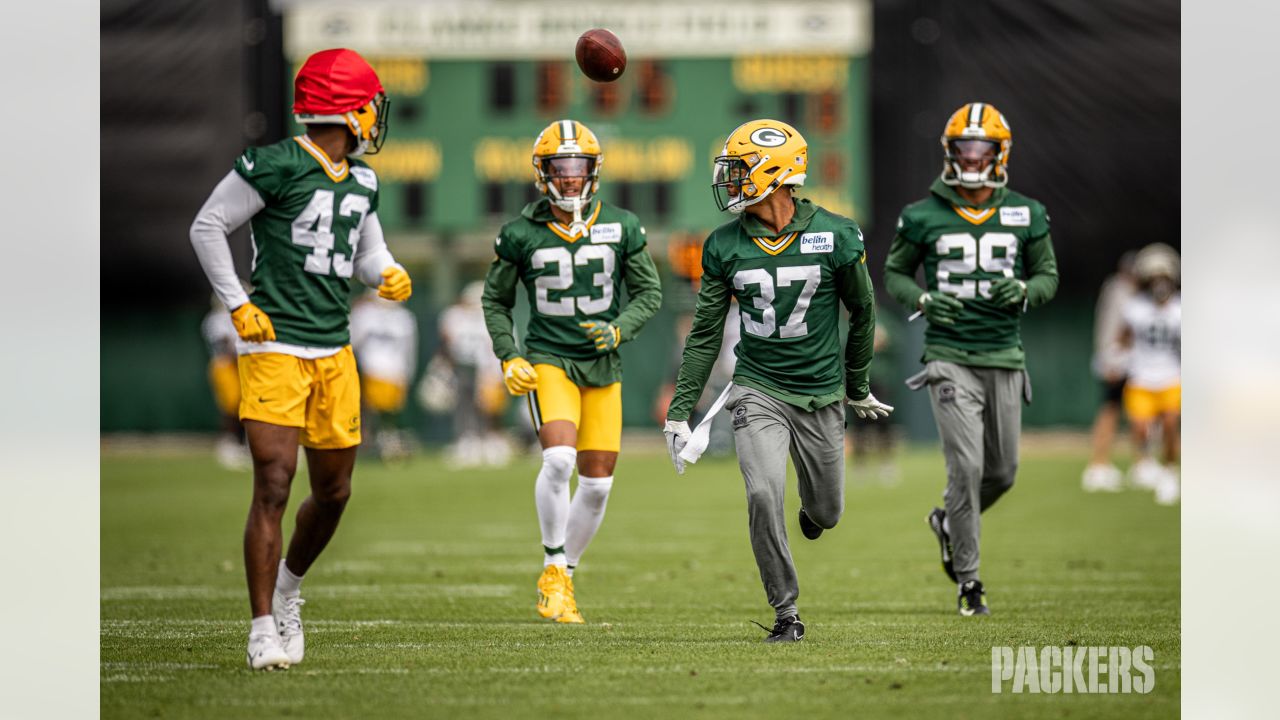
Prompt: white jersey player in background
<box><xmin>1117</xmin><ymin>243</ymin><xmax>1181</xmax><ymax>504</ymax></box>
<box><xmin>421</xmin><ymin>281</ymin><xmax>509</xmax><ymax>467</ymax></box>
<box><xmin>350</xmin><ymin>290</ymin><xmax>419</xmax><ymax>461</ymax></box>
<box><xmin>1082</xmin><ymin>252</ymin><xmax>1137</xmax><ymax>492</ymax></box>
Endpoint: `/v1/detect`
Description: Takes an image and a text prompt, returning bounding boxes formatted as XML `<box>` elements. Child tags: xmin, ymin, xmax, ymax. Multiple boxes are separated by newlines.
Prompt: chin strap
<box><xmin>568</xmin><ymin>201</ymin><xmax>588</xmax><ymax>239</ymax></box>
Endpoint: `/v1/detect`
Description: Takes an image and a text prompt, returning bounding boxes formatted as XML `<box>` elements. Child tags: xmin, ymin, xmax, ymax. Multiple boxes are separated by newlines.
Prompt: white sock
<box><xmin>565</xmin><ymin>475</ymin><xmax>614</xmax><ymax>568</ymax></box>
<box><xmin>535</xmin><ymin>446</ymin><xmax>577</xmax><ymax>560</ymax></box>
<box><xmin>942</xmin><ymin>514</ymin><xmax>951</xmax><ymax>535</ymax></box>
<box><xmin>251</xmin><ymin>615</ymin><xmax>276</xmax><ymax>636</ymax></box>
<box><xmin>275</xmin><ymin>559</ymin><xmax>303</xmax><ymax>597</ymax></box>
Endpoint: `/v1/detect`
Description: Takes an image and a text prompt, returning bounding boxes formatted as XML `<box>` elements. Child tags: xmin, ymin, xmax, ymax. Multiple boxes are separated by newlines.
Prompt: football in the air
<box><xmin>575</xmin><ymin>28</ymin><xmax>626</xmax><ymax>83</ymax></box>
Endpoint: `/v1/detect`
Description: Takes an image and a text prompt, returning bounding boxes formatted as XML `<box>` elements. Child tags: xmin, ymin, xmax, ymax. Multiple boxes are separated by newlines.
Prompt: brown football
<box><xmin>575</xmin><ymin>28</ymin><xmax>626</xmax><ymax>83</ymax></box>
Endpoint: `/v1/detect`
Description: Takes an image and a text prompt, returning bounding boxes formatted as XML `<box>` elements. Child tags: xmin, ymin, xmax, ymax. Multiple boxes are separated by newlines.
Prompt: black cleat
<box><xmin>758</xmin><ymin>615</ymin><xmax>805</xmax><ymax>643</ymax></box>
<box><xmin>958</xmin><ymin>580</ymin><xmax>990</xmax><ymax>616</ymax></box>
<box><xmin>927</xmin><ymin>507</ymin><xmax>958</xmax><ymax>583</ymax></box>
<box><xmin>799</xmin><ymin>508</ymin><xmax>823</xmax><ymax>540</ymax></box>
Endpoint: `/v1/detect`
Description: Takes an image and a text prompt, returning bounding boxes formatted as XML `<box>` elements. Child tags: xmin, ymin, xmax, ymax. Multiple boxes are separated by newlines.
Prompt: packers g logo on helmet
<box><xmin>749</xmin><ymin>127</ymin><xmax>788</xmax><ymax>147</ymax></box>
<box><xmin>532</xmin><ymin>119</ymin><xmax>603</xmax><ymax>214</ymax></box>
<box><xmin>940</xmin><ymin>102</ymin><xmax>1012</xmax><ymax>189</ymax></box>
<box><xmin>293</xmin><ymin>48</ymin><xmax>390</xmax><ymax>157</ymax></box>
<box><xmin>713</xmin><ymin>119</ymin><xmax>807</xmax><ymax>214</ymax></box>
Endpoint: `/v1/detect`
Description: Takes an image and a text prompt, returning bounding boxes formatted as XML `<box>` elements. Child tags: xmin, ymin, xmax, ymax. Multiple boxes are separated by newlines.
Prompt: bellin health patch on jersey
<box><xmin>800</xmin><ymin>232</ymin><xmax>834</xmax><ymax>254</ymax></box>
<box><xmin>351</xmin><ymin>166</ymin><xmax>378</xmax><ymax>191</ymax></box>
<box><xmin>590</xmin><ymin>222</ymin><xmax>623</xmax><ymax>244</ymax></box>
<box><xmin>1000</xmin><ymin>206</ymin><xmax>1031</xmax><ymax>226</ymax></box>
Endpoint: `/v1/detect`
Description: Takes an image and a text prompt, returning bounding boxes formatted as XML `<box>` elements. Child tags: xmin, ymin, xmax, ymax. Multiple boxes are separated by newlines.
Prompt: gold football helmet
<box><xmin>712</xmin><ymin>119</ymin><xmax>807</xmax><ymax>214</ymax></box>
<box><xmin>532</xmin><ymin>119</ymin><xmax>603</xmax><ymax>216</ymax></box>
<box><xmin>940</xmin><ymin>102</ymin><xmax>1012</xmax><ymax>189</ymax></box>
<box><xmin>1134</xmin><ymin>243</ymin><xmax>1180</xmax><ymax>283</ymax></box>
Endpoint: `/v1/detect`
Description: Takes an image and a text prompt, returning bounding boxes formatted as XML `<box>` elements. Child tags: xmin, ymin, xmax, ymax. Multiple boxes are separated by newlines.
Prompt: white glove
<box><xmin>663</xmin><ymin>420</ymin><xmax>692</xmax><ymax>475</ymax></box>
<box><xmin>846</xmin><ymin>393</ymin><xmax>895</xmax><ymax>420</ymax></box>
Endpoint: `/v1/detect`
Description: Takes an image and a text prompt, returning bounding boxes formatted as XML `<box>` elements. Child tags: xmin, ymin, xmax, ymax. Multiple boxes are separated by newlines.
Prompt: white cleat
<box><xmin>247</xmin><ymin>629</ymin><xmax>290</xmax><ymax>671</ymax></box>
<box><xmin>1082</xmin><ymin>463</ymin><xmax>1123</xmax><ymax>492</ymax></box>
<box><xmin>1154</xmin><ymin>466</ymin><xmax>1180</xmax><ymax>505</ymax></box>
<box><xmin>1128</xmin><ymin>458</ymin><xmax>1163</xmax><ymax>490</ymax></box>
<box><xmin>272</xmin><ymin>589</ymin><xmax>306</xmax><ymax>664</ymax></box>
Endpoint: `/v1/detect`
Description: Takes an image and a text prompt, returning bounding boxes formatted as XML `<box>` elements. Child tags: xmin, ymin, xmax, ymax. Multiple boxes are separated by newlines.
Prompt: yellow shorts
<box><xmin>208</xmin><ymin>356</ymin><xmax>241</xmax><ymax>416</ymax></box>
<box><xmin>529</xmin><ymin>363</ymin><xmax>622</xmax><ymax>453</ymax></box>
<box><xmin>238</xmin><ymin>347</ymin><xmax>362</xmax><ymax>449</ymax></box>
<box><xmin>1123</xmin><ymin>384</ymin><xmax>1181</xmax><ymax>423</ymax></box>
<box><xmin>362</xmin><ymin>375</ymin><xmax>408</xmax><ymax>414</ymax></box>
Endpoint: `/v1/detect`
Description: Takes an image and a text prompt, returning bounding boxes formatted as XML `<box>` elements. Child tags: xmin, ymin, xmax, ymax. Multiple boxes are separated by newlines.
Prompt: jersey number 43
<box><xmin>291</xmin><ymin>189</ymin><xmax>371</xmax><ymax>278</ymax></box>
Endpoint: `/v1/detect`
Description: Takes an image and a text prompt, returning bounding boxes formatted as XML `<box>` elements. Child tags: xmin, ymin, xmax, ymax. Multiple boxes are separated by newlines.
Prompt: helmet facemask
<box><xmin>536</xmin><ymin>155</ymin><xmax>600</xmax><ymax>234</ymax></box>
<box><xmin>538</xmin><ymin>156</ymin><xmax>598</xmax><ymax>210</ymax></box>
<box><xmin>344</xmin><ymin>92</ymin><xmax>390</xmax><ymax>157</ymax></box>
<box><xmin>942</xmin><ymin>139</ymin><xmax>1006</xmax><ymax>189</ymax></box>
<box><xmin>712</xmin><ymin>155</ymin><xmax>763</xmax><ymax>215</ymax></box>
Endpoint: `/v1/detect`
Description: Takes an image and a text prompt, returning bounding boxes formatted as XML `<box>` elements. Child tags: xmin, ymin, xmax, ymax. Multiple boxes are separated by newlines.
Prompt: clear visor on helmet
<box><xmin>948</xmin><ymin>139</ymin><xmax>998</xmax><ymax>168</ymax></box>
<box><xmin>542</xmin><ymin>156</ymin><xmax>593</xmax><ymax>180</ymax></box>
<box><xmin>540</xmin><ymin>156</ymin><xmax>596</xmax><ymax>201</ymax></box>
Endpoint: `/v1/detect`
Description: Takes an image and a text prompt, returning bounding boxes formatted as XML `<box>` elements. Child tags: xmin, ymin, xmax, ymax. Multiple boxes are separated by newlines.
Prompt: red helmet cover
<box><xmin>293</xmin><ymin>48</ymin><xmax>383</xmax><ymax>115</ymax></box>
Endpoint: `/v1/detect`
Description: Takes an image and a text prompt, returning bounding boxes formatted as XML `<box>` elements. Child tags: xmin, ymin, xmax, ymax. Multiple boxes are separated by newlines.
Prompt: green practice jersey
<box><xmin>668</xmin><ymin>198</ymin><xmax>876</xmax><ymax>420</ymax></box>
<box><xmin>481</xmin><ymin>198</ymin><xmax>663</xmax><ymax>386</ymax></box>
<box><xmin>884</xmin><ymin>179</ymin><xmax>1059</xmax><ymax>369</ymax></box>
<box><xmin>233</xmin><ymin>135</ymin><xmax>380</xmax><ymax>347</ymax></box>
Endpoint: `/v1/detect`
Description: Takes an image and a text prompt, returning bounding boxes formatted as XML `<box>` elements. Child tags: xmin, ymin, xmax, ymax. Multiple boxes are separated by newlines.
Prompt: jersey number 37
<box><xmin>734</xmin><ymin>265</ymin><xmax>821</xmax><ymax>339</ymax></box>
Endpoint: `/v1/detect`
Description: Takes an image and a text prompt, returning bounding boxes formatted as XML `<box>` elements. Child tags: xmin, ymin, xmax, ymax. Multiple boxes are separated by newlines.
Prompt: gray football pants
<box><xmin>907</xmin><ymin>360</ymin><xmax>1029</xmax><ymax>583</ymax></box>
<box><xmin>725</xmin><ymin>385</ymin><xmax>845</xmax><ymax>621</ymax></box>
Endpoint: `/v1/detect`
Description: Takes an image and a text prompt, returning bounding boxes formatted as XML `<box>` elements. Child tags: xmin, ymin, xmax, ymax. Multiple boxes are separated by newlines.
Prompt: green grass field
<box><xmin>102</xmin><ymin>441</ymin><xmax>1179</xmax><ymax>719</ymax></box>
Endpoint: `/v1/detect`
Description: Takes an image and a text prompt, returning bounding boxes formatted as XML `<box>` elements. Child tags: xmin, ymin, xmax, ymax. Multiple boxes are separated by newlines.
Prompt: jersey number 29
<box><xmin>936</xmin><ymin>232</ymin><xmax>1018</xmax><ymax>299</ymax></box>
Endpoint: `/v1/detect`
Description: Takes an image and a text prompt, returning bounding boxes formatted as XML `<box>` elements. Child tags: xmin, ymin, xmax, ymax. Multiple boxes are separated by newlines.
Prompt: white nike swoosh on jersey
<box><xmin>243</xmin><ymin>157</ymin><xmax>255</xmax><ymax>170</ymax></box>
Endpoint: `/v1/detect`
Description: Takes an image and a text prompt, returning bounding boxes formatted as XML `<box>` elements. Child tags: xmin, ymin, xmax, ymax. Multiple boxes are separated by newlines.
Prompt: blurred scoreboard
<box><xmin>283</xmin><ymin>1</ymin><xmax>872</xmax><ymax>241</ymax></box>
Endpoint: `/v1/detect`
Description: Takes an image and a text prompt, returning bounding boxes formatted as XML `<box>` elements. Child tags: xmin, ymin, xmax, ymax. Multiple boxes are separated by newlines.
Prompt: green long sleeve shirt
<box><xmin>481</xmin><ymin>198</ymin><xmax>662</xmax><ymax>386</ymax></box>
<box><xmin>668</xmin><ymin>198</ymin><xmax>876</xmax><ymax>421</ymax></box>
<box><xmin>883</xmin><ymin>179</ymin><xmax>1059</xmax><ymax>369</ymax></box>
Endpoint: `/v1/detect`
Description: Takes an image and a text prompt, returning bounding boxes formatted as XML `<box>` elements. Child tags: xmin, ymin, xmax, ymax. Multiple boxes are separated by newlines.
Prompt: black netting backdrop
<box><xmin>870</xmin><ymin>0</ymin><xmax>1179</xmax><ymax>298</ymax></box>
<box><xmin>101</xmin><ymin>0</ymin><xmax>282</xmax><ymax>305</ymax></box>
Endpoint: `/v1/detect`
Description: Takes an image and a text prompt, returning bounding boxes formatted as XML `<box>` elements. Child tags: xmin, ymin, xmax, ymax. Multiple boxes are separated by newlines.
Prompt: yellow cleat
<box><xmin>555</xmin><ymin>574</ymin><xmax>585</xmax><ymax>624</ymax></box>
<box><xmin>536</xmin><ymin>565</ymin><xmax>568</xmax><ymax>620</ymax></box>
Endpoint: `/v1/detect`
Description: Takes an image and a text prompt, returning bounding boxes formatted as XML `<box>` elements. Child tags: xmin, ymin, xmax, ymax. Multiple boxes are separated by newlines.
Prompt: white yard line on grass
<box><xmin>102</xmin><ymin>583</ymin><xmax>517</xmax><ymax>601</ymax></box>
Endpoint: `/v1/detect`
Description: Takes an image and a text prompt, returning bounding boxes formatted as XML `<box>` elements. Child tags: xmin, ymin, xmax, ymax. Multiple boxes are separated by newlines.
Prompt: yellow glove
<box><xmin>230</xmin><ymin>302</ymin><xmax>276</xmax><ymax>343</ymax></box>
<box><xmin>378</xmin><ymin>265</ymin><xmax>412</xmax><ymax>302</ymax></box>
<box><xmin>501</xmin><ymin>357</ymin><xmax>539</xmax><ymax>396</ymax></box>
<box><xmin>579</xmin><ymin>321</ymin><xmax>621</xmax><ymax>352</ymax></box>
